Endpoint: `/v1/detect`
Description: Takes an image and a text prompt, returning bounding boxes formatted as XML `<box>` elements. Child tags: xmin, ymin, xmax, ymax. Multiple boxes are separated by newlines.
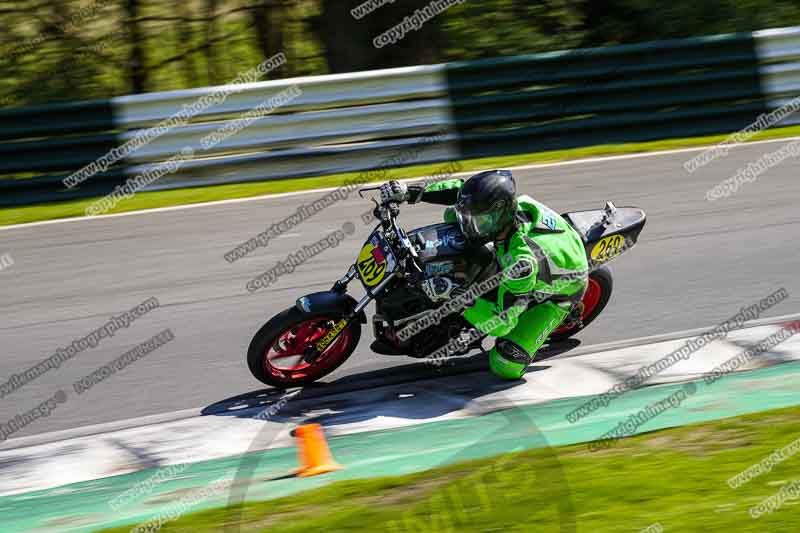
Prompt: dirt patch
<box><xmin>641</xmin><ymin>426</ymin><xmax>752</xmax><ymax>456</ymax></box>
<box><xmin>363</xmin><ymin>471</ymin><xmax>466</xmax><ymax>507</ymax></box>
<box><xmin>232</xmin><ymin>472</ymin><xmax>467</xmax><ymax>531</ymax></box>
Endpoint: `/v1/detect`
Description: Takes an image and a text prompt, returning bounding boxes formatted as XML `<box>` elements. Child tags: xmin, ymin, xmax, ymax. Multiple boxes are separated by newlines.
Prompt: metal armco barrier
<box><xmin>2</xmin><ymin>26</ymin><xmax>800</xmax><ymax>207</ymax></box>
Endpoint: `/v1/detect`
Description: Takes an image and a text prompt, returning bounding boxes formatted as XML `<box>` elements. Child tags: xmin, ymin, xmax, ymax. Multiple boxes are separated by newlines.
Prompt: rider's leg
<box><xmin>463</xmin><ymin>297</ymin><xmax>518</xmax><ymax>338</ymax></box>
<box><xmin>488</xmin><ymin>301</ymin><xmax>570</xmax><ymax>379</ymax></box>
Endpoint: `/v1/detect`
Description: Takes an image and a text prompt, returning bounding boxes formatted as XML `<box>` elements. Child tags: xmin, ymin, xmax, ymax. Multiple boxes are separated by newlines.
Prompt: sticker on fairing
<box><xmin>315</xmin><ymin>318</ymin><xmax>349</xmax><ymax>352</ymax></box>
<box><xmin>425</xmin><ymin>261</ymin><xmax>456</xmax><ymax>276</ymax></box>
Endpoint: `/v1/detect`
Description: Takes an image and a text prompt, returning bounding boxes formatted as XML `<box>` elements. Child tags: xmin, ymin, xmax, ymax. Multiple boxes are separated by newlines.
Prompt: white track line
<box><xmin>2</xmin><ymin>135</ymin><xmax>799</xmax><ymax>232</ymax></box>
<box><xmin>550</xmin><ymin>311</ymin><xmax>800</xmax><ymax>359</ymax></box>
<box><xmin>3</xmin><ymin>312</ymin><xmax>798</xmax><ymax>452</ymax></box>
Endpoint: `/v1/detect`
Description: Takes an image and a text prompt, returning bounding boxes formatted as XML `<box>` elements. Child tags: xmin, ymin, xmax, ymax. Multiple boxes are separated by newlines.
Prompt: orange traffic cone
<box><xmin>294</xmin><ymin>423</ymin><xmax>342</xmax><ymax>477</ymax></box>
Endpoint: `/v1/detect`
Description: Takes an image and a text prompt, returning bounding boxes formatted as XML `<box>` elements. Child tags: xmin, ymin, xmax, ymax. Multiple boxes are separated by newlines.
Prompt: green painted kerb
<box><xmin>2</xmin><ymin>361</ymin><xmax>800</xmax><ymax>533</ymax></box>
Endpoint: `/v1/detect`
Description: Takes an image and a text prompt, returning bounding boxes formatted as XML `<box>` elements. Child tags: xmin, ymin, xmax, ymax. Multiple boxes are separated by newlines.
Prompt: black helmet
<box><xmin>454</xmin><ymin>170</ymin><xmax>517</xmax><ymax>243</ymax></box>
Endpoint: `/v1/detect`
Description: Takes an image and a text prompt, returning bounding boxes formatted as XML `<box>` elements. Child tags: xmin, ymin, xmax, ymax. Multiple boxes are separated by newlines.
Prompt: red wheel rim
<box><xmin>552</xmin><ymin>278</ymin><xmax>603</xmax><ymax>336</ymax></box>
<box><xmin>264</xmin><ymin>317</ymin><xmax>353</xmax><ymax>381</ymax></box>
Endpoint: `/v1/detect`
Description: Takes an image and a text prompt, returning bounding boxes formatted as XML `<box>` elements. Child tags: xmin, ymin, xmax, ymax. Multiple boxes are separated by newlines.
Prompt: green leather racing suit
<box><xmin>410</xmin><ymin>179</ymin><xmax>590</xmax><ymax>379</ymax></box>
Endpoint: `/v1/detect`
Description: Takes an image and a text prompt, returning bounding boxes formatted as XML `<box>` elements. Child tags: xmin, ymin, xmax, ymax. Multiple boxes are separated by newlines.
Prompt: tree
<box><xmin>124</xmin><ymin>0</ymin><xmax>148</xmax><ymax>93</ymax></box>
<box><xmin>251</xmin><ymin>0</ymin><xmax>289</xmax><ymax>76</ymax></box>
<box><xmin>311</xmin><ymin>0</ymin><xmax>444</xmax><ymax>73</ymax></box>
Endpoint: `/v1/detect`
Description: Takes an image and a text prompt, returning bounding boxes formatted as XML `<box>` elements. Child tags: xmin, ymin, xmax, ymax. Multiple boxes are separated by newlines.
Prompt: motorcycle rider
<box><xmin>379</xmin><ymin>170</ymin><xmax>589</xmax><ymax>379</ymax></box>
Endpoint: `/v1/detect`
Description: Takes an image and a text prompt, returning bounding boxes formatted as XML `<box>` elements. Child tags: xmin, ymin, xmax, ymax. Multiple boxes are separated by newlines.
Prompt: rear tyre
<box><xmin>247</xmin><ymin>307</ymin><xmax>361</xmax><ymax>388</ymax></box>
<box><xmin>548</xmin><ymin>266</ymin><xmax>613</xmax><ymax>342</ymax></box>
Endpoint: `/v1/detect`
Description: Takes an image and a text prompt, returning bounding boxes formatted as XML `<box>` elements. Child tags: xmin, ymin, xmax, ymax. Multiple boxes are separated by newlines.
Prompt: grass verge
<box><xmin>4</xmin><ymin>125</ymin><xmax>800</xmax><ymax>228</ymax></box>
<box><xmin>98</xmin><ymin>404</ymin><xmax>800</xmax><ymax>533</ymax></box>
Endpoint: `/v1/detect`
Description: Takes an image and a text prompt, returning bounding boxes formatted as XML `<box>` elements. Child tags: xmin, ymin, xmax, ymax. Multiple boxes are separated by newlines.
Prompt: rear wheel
<box><xmin>548</xmin><ymin>266</ymin><xmax>613</xmax><ymax>342</ymax></box>
<box><xmin>247</xmin><ymin>307</ymin><xmax>361</xmax><ymax>388</ymax></box>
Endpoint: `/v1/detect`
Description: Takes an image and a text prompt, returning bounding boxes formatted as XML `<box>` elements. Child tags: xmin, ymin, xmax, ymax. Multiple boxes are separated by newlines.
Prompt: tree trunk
<box><xmin>124</xmin><ymin>0</ymin><xmax>147</xmax><ymax>93</ymax></box>
<box><xmin>203</xmin><ymin>0</ymin><xmax>219</xmax><ymax>85</ymax></box>
<box><xmin>578</xmin><ymin>0</ymin><xmax>650</xmax><ymax>47</ymax></box>
<box><xmin>312</xmin><ymin>0</ymin><xmax>444</xmax><ymax>73</ymax></box>
<box><xmin>48</xmin><ymin>0</ymin><xmax>81</xmax><ymax>96</ymax></box>
<box><xmin>251</xmin><ymin>0</ymin><xmax>289</xmax><ymax>77</ymax></box>
<box><xmin>176</xmin><ymin>1</ymin><xmax>199</xmax><ymax>86</ymax></box>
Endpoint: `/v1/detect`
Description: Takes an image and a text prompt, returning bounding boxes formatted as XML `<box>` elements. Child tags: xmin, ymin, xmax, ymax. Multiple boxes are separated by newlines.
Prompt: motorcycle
<box><xmin>247</xmin><ymin>187</ymin><xmax>646</xmax><ymax>388</ymax></box>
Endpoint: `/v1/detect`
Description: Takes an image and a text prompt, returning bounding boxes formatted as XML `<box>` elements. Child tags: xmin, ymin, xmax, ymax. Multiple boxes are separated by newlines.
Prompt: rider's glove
<box><xmin>380</xmin><ymin>180</ymin><xmax>408</xmax><ymax>205</ymax></box>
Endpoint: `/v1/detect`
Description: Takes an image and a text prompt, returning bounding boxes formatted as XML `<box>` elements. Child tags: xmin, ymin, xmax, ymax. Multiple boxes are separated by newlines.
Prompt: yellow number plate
<box><xmin>591</xmin><ymin>234</ymin><xmax>626</xmax><ymax>263</ymax></box>
<box><xmin>356</xmin><ymin>243</ymin><xmax>388</xmax><ymax>287</ymax></box>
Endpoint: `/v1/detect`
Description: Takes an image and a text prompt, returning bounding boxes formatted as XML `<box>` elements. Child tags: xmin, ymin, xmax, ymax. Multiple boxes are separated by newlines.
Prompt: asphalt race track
<box><xmin>1</xmin><ymin>139</ymin><xmax>799</xmax><ymax>437</ymax></box>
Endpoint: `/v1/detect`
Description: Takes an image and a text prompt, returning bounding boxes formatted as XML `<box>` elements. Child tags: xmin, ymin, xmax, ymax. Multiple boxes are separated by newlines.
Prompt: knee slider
<box><xmin>496</xmin><ymin>338</ymin><xmax>531</xmax><ymax>364</ymax></box>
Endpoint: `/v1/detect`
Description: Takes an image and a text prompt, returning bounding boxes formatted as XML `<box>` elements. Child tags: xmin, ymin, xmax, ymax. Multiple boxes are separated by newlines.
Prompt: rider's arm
<box><xmin>463</xmin><ymin>235</ymin><xmax>539</xmax><ymax>337</ymax></box>
<box><xmin>407</xmin><ymin>179</ymin><xmax>463</xmax><ymax>205</ymax></box>
<box><xmin>498</xmin><ymin>234</ymin><xmax>539</xmax><ymax>297</ymax></box>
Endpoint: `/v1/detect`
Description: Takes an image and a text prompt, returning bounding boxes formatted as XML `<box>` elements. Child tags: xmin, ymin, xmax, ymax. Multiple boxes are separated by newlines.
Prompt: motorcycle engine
<box><xmin>407</xmin><ymin>314</ymin><xmax>468</xmax><ymax>358</ymax></box>
<box><xmin>372</xmin><ymin>271</ymin><xmax>471</xmax><ymax>358</ymax></box>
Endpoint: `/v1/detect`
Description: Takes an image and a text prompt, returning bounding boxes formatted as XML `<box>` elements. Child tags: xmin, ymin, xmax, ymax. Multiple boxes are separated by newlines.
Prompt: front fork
<box><xmin>305</xmin><ymin>267</ymin><xmax>396</xmax><ymax>360</ymax></box>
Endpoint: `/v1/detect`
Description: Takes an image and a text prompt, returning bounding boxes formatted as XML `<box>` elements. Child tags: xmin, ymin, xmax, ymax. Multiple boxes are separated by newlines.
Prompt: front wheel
<box><xmin>247</xmin><ymin>307</ymin><xmax>361</xmax><ymax>388</ymax></box>
<box><xmin>548</xmin><ymin>266</ymin><xmax>613</xmax><ymax>342</ymax></box>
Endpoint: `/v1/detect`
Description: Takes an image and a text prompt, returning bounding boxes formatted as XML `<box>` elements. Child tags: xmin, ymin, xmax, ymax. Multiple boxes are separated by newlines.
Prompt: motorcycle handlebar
<box><xmin>357</xmin><ymin>186</ymin><xmax>382</xmax><ymax>199</ymax></box>
<box><xmin>358</xmin><ymin>187</ymin><xmax>424</xmax><ymax>279</ymax></box>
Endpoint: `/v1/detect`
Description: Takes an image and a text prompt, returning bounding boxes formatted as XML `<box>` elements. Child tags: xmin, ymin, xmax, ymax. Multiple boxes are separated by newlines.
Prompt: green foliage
<box><xmin>441</xmin><ymin>0</ymin><xmax>585</xmax><ymax>59</ymax></box>
<box><xmin>578</xmin><ymin>0</ymin><xmax>800</xmax><ymax>46</ymax></box>
<box><xmin>2</xmin><ymin>0</ymin><xmax>800</xmax><ymax>105</ymax></box>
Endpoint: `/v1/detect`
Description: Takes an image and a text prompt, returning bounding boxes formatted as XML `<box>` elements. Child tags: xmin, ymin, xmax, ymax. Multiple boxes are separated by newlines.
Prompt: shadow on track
<box><xmin>200</xmin><ymin>338</ymin><xmax>581</xmax><ymax>426</ymax></box>
<box><xmin>214</xmin><ymin>337</ymin><xmax>582</xmax><ymax>533</ymax></box>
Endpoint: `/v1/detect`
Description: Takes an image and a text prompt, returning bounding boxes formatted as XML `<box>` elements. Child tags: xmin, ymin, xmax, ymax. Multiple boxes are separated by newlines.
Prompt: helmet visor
<box><xmin>455</xmin><ymin>208</ymin><xmax>502</xmax><ymax>241</ymax></box>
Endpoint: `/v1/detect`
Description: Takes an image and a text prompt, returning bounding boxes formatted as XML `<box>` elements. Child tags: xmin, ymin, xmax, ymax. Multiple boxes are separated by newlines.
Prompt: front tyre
<box><xmin>247</xmin><ymin>307</ymin><xmax>361</xmax><ymax>388</ymax></box>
